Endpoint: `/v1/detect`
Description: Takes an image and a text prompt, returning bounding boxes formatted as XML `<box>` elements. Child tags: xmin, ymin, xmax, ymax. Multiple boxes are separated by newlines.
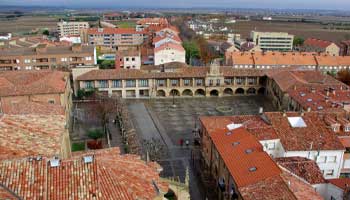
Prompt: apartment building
<box><xmin>115</xmin><ymin>49</ymin><xmax>141</xmax><ymax>69</ymax></box>
<box><xmin>74</xmin><ymin>65</ymin><xmax>265</xmax><ymax>98</ymax></box>
<box><xmin>57</xmin><ymin>21</ymin><xmax>89</xmax><ymax>37</ymax></box>
<box><xmin>226</xmin><ymin>51</ymin><xmax>350</xmax><ymax>72</ymax></box>
<box><xmin>87</xmin><ymin>28</ymin><xmax>145</xmax><ymax>50</ymax></box>
<box><xmin>199</xmin><ymin>115</ymin><xmax>322</xmax><ymax>200</ymax></box>
<box><xmin>154</xmin><ymin>42</ymin><xmax>186</xmax><ymax>65</ymax></box>
<box><xmin>0</xmin><ymin>44</ymin><xmax>96</xmax><ymax>71</ymax></box>
<box><xmin>250</xmin><ymin>31</ymin><xmax>294</xmax><ymax>51</ymax></box>
<box><xmin>302</xmin><ymin>38</ymin><xmax>340</xmax><ymax>56</ymax></box>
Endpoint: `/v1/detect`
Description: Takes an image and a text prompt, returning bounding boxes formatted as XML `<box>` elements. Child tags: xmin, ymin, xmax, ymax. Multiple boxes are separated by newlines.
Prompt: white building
<box><xmin>250</xmin><ymin>31</ymin><xmax>294</xmax><ymax>51</ymax></box>
<box><xmin>59</xmin><ymin>35</ymin><xmax>81</xmax><ymax>44</ymax></box>
<box><xmin>57</xmin><ymin>21</ymin><xmax>89</xmax><ymax>37</ymax></box>
<box><xmin>154</xmin><ymin>43</ymin><xmax>186</xmax><ymax>66</ymax></box>
<box><xmin>115</xmin><ymin>50</ymin><xmax>141</xmax><ymax>69</ymax></box>
<box><xmin>0</xmin><ymin>33</ymin><xmax>11</xmax><ymax>40</ymax></box>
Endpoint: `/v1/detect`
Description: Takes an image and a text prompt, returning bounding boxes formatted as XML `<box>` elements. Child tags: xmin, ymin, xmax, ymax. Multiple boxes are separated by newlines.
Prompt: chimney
<box><xmin>300</xmin><ymin>110</ymin><xmax>305</xmax><ymax>116</ymax></box>
<box><xmin>259</xmin><ymin>107</ymin><xmax>263</xmax><ymax>115</ymax></box>
<box><xmin>310</xmin><ymin>87</ymin><xmax>316</xmax><ymax>93</ymax></box>
<box><xmin>282</xmin><ymin>110</ymin><xmax>287</xmax><ymax>117</ymax></box>
<box><xmin>325</xmin><ymin>97</ymin><xmax>329</xmax><ymax>103</ymax></box>
<box><xmin>293</xmin><ymin>85</ymin><xmax>297</xmax><ymax>91</ymax></box>
<box><xmin>307</xmin><ymin>107</ymin><xmax>311</xmax><ymax>112</ymax></box>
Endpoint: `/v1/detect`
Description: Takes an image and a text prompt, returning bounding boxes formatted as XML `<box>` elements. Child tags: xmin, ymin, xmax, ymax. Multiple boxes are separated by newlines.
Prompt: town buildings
<box><xmin>115</xmin><ymin>49</ymin><xmax>141</xmax><ymax>69</ymax></box>
<box><xmin>0</xmin><ymin>70</ymin><xmax>73</xmax><ymax>160</ymax></box>
<box><xmin>340</xmin><ymin>40</ymin><xmax>350</xmax><ymax>56</ymax></box>
<box><xmin>57</xmin><ymin>21</ymin><xmax>89</xmax><ymax>37</ymax></box>
<box><xmin>250</xmin><ymin>31</ymin><xmax>294</xmax><ymax>51</ymax></box>
<box><xmin>199</xmin><ymin>115</ymin><xmax>323</xmax><ymax>200</ymax></box>
<box><xmin>86</xmin><ymin>28</ymin><xmax>145</xmax><ymax>51</ymax></box>
<box><xmin>302</xmin><ymin>38</ymin><xmax>340</xmax><ymax>56</ymax></box>
<box><xmin>73</xmin><ymin>65</ymin><xmax>265</xmax><ymax>98</ymax></box>
<box><xmin>154</xmin><ymin>42</ymin><xmax>186</xmax><ymax>65</ymax></box>
<box><xmin>0</xmin><ymin>44</ymin><xmax>96</xmax><ymax>71</ymax></box>
<box><xmin>0</xmin><ymin>148</ymin><xmax>169</xmax><ymax>199</ymax></box>
<box><xmin>225</xmin><ymin>51</ymin><xmax>350</xmax><ymax>72</ymax></box>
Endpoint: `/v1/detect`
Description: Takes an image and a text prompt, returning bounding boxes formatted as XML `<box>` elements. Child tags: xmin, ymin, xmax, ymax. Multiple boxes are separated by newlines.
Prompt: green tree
<box><xmin>293</xmin><ymin>37</ymin><xmax>304</xmax><ymax>47</ymax></box>
<box><xmin>183</xmin><ymin>41</ymin><xmax>200</xmax><ymax>64</ymax></box>
<box><xmin>42</xmin><ymin>30</ymin><xmax>50</xmax><ymax>36</ymax></box>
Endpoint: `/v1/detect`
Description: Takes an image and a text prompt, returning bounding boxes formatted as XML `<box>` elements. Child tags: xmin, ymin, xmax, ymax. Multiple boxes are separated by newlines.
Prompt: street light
<box><xmin>171</xmin><ymin>90</ymin><xmax>177</xmax><ymax>108</ymax></box>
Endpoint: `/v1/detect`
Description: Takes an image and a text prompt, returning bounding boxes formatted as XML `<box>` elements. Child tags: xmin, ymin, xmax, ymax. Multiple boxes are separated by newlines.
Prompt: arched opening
<box><xmin>169</xmin><ymin>89</ymin><xmax>180</xmax><ymax>96</ymax></box>
<box><xmin>182</xmin><ymin>89</ymin><xmax>193</xmax><ymax>96</ymax></box>
<box><xmin>164</xmin><ymin>188</ymin><xmax>177</xmax><ymax>200</ymax></box>
<box><xmin>210</xmin><ymin>90</ymin><xmax>219</xmax><ymax>96</ymax></box>
<box><xmin>156</xmin><ymin>90</ymin><xmax>166</xmax><ymax>97</ymax></box>
<box><xmin>247</xmin><ymin>88</ymin><xmax>256</xmax><ymax>95</ymax></box>
<box><xmin>235</xmin><ymin>88</ymin><xmax>245</xmax><ymax>94</ymax></box>
<box><xmin>223</xmin><ymin>88</ymin><xmax>234</xmax><ymax>96</ymax></box>
<box><xmin>195</xmin><ymin>89</ymin><xmax>205</xmax><ymax>96</ymax></box>
<box><xmin>258</xmin><ymin>87</ymin><xmax>266</xmax><ymax>95</ymax></box>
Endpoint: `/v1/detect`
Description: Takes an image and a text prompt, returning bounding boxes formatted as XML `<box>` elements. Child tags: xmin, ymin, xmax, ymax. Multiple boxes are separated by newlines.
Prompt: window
<box><xmin>328</xmin><ymin>156</ymin><xmax>337</xmax><ymax>163</ymax></box>
<box><xmin>157</xmin><ymin>79</ymin><xmax>165</xmax><ymax>87</ymax></box>
<box><xmin>126</xmin><ymin>58</ymin><xmax>129</xmax><ymax>61</ymax></box>
<box><xmin>317</xmin><ymin>156</ymin><xmax>326</xmax><ymax>163</ymax></box>
<box><xmin>99</xmin><ymin>80</ymin><xmax>108</xmax><ymax>88</ymax></box>
<box><xmin>236</xmin><ymin>77</ymin><xmax>245</xmax><ymax>85</ymax></box>
<box><xmin>50</xmin><ymin>58</ymin><xmax>56</xmax><ymax>63</ymax></box>
<box><xmin>48</xmin><ymin>99</ymin><xmax>55</xmax><ymax>104</ymax></box>
<box><xmin>224</xmin><ymin>78</ymin><xmax>232</xmax><ymax>85</ymax></box>
<box><xmin>325</xmin><ymin>169</ymin><xmax>334</xmax><ymax>176</ymax></box>
<box><xmin>209</xmin><ymin>80</ymin><xmax>214</xmax><ymax>86</ymax></box>
<box><xmin>112</xmin><ymin>80</ymin><xmax>122</xmax><ymax>88</ymax></box>
<box><xmin>345</xmin><ymin>126</ymin><xmax>350</xmax><ymax>132</ymax></box>
<box><xmin>85</xmin><ymin>81</ymin><xmax>94</xmax><ymax>89</ymax></box>
<box><xmin>61</xmin><ymin>57</ymin><xmax>68</xmax><ymax>62</ymax></box>
<box><xmin>125</xmin><ymin>80</ymin><xmax>136</xmax><ymax>87</ymax></box>
<box><xmin>184</xmin><ymin>79</ymin><xmax>191</xmax><ymax>86</ymax></box>
<box><xmin>139</xmin><ymin>79</ymin><xmax>148</xmax><ymax>87</ymax></box>
<box><xmin>85</xmin><ymin>56</ymin><xmax>92</xmax><ymax>61</ymax></box>
<box><xmin>216</xmin><ymin>79</ymin><xmax>220</xmax><ymax>86</ymax></box>
<box><xmin>171</xmin><ymin>79</ymin><xmax>179</xmax><ymax>86</ymax></box>
<box><xmin>132</xmin><ymin>57</ymin><xmax>135</xmax><ymax>61</ymax></box>
<box><xmin>267</xmin><ymin>143</ymin><xmax>275</xmax><ymax>150</ymax></box>
<box><xmin>196</xmin><ymin>79</ymin><xmax>203</xmax><ymax>86</ymax></box>
<box><xmin>24</xmin><ymin>59</ymin><xmax>31</xmax><ymax>63</ymax></box>
<box><xmin>25</xmin><ymin>66</ymin><xmax>32</xmax><ymax>70</ymax></box>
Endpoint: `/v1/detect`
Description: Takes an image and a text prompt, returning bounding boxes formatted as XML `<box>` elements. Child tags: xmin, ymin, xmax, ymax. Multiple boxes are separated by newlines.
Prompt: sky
<box><xmin>1</xmin><ymin>0</ymin><xmax>350</xmax><ymax>10</ymax></box>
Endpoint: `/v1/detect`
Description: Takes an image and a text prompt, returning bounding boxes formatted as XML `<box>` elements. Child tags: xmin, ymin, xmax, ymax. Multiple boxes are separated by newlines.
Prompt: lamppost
<box><xmin>171</xmin><ymin>90</ymin><xmax>177</xmax><ymax>108</ymax></box>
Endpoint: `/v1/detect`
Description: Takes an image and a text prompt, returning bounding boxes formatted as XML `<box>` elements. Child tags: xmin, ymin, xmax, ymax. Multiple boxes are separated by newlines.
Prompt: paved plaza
<box><xmin>127</xmin><ymin>96</ymin><xmax>276</xmax><ymax>199</ymax></box>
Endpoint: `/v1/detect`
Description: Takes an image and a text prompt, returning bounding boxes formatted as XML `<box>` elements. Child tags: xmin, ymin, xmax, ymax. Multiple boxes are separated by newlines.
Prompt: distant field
<box><xmin>230</xmin><ymin>20</ymin><xmax>350</xmax><ymax>42</ymax></box>
<box><xmin>0</xmin><ymin>16</ymin><xmax>58</xmax><ymax>35</ymax></box>
<box><xmin>115</xmin><ymin>20</ymin><xmax>137</xmax><ymax>28</ymax></box>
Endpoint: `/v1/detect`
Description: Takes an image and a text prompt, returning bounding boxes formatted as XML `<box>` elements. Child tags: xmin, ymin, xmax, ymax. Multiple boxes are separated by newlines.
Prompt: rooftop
<box><xmin>87</xmin><ymin>27</ymin><xmax>144</xmax><ymax>35</ymax></box>
<box><xmin>0</xmin><ymin>70</ymin><xmax>68</xmax><ymax>97</ymax></box>
<box><xmin>276</xmin><ymin>157</ymin><xmax>326</xmax><ymax>184</ymax></box>
<box><xmin>0</xmin><ymin>44</ymin><xmax>94</xmax><ymax>56</ymax></box>
<box><xmin>0</xmin><ymin>114</ymin><xmax>66</xmax><ymax>160</ymax></box>
<box><xmin>0</xmin><ymin>148</ymin><xmax>168</xmax><ymax>199</ymax></box>
<box><xmin>328</xmin><ymin>178</ymin><xmax>350</xmax><ymax>190</ymax></box>
<box><xmin>304</xmin><ymin>38</ymin><xmax>334</xmax><ymax>48</ymax></box>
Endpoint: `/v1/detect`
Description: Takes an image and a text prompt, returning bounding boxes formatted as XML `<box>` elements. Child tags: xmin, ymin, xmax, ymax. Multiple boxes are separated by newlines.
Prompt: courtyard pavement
<box><xmin>127</xmin><ymin>96</ymin><xmax>276</xmax><ymax>200</ymax></box>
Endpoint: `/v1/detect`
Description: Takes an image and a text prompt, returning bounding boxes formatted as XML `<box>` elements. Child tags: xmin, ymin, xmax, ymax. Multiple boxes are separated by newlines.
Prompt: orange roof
<box><xmin>0</xmin><ymin>148</ymin><xmax>168</xmax><ymax>200</ymax></box>
<box><xmin>340</xmin><ymin>137</ymin><xmax>350</xmax><ymax>148</ymax></box>
<box><xmin>154</xmin><ymin>42</ymin><xmax>185</xmax><ymax>53</ymax></box>
<box><xmin>328</xmin><ymin>178</ymin><xmax>350</xmax><ymax>190</ymax></box>
<box><xmin>304</xmin><ymin>38</ymin><xmax>333</xmax><ymax>48</ymax></box>
<box><xmin>153</xmin><ymin>34</ymin><xmax>182</xmax><ymax>44</ymax></box>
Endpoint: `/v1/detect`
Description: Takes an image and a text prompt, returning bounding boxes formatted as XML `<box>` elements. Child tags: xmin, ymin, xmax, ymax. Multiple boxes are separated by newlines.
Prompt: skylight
<box><xmin>249</xmin><ymin>167</ymin><xmax>257</xmax><ymax>172</ymax></box>
<box><xmin>227</xmin><ymin>123</ymin><xmax>242</xmax><ymax>131</ymax></box>
<box><xmin>288</xmin><ymin>117</ymin><xmax>307</xmax><ymax>128</ymax></box>
<box><xmin>50</xmin><ymin>159</ymin><xmax>60</xmax><ymax>167</ymax></box>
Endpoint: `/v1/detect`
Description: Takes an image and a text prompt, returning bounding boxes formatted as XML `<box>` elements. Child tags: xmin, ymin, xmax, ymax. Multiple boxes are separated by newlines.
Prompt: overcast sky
<box><xmin>1</xmin><ymin>0</ymin><xmax>350</xmax><ymax>10</ymax></box>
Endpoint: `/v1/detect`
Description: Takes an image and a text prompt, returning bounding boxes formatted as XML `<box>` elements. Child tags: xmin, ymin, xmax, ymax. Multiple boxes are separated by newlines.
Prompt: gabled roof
<box><xmin>0</xmin><ymin>148</ymin><xmax>168</xmax><ymax>200</ymax></box>
<box><xmin>0</xmin><ymin>114</ymin><xmax>66</xmax><ymax>160</ymax></box>
<box><xmin>0</xmin><ymin>70</ymin><xmax>68</xmax><ymax>97</ymax></box>
<box><xmin>276</xmin><ymin>157</ymin><xmax>326</xmax><ymax>184</ymax></box>
<box><xmin>265</xmin><ymin>112</ymin><xmax>344</xmax><ymax>151</ymax></box>
<box><xmin>154</xmin><ymin>42</ymin><xmax>185</xmax><ymax>53</ymax></box>
<box><xmin>328</xmin><ymin>178</ymin><xmax>350</xmax><ymax>190</ymax></box>
<box><xmin>304</xmin><ymin>38</ymin><xmax>334</xmax><ymax>48</ymax></box>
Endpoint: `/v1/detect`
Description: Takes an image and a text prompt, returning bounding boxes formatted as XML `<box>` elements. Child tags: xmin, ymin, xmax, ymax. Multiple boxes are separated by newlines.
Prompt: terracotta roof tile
<box><xmin>0</xmin><ymin>148</ymin><xmax>168</xmax><ymax>200</ymax></box>
<box><xmin>154</xmin><ymin>42</ymin><xmax>185</xmax><ymax>53</ymax></box>
<box><xmin>304</xmin><ymin>38</ymin><xmax>334</xmax><ymax>48</ymax></box>
<box><xmin>0</xmin><ymin>70</ymin><xmax>68</xmax><ymax>97</ymax></box>
<box><xmin>328</xmin><ymin>178</ymin><xmax>350</xmax><ymax>190</ymax></box>
<box><xmin>0</xmin><ymin>114</ymin><xmax>66</xmax><ymax>160</ymax></box>
<box><xmin>276</xmin><ymin>157</ymin><xmax>326</xmax><ymax>184</ymax></box>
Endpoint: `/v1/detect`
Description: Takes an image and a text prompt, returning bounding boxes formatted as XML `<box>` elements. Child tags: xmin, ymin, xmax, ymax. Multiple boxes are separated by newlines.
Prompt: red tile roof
<box><xmin>137</xmin><ymin>18</ymin><xmax>169</xmax><ymax>26</ymax></box>
<box><xmin>276</xmin><ymin>157</ymin><xmax>326</xmax><ymax>184</ymax></box>
<box><xmin>0</xmin><ymin>114</ymin><xmax>66</xmax><ymax>160</ymax></box>
<box><xmin>153</xmin><ymin>34</ymin><xmax>182</xmax><ymax>44</ymax></box>
<box><xmin>304</xmin><ymin>38</ymin><xmax>334</xmax><ymax>49</ymax></box>
<box><xmin>0</xmin><ymin>70</ymin><xmax>67</xmax><ymax>97</ymax></box>
<box><xmin>279</xmin><ymin>169</ymin><xmax>323</xmax><ymax>200</ymax></box>
<box><xmin>265</xmin><ymin>112</ymin><xmax>344</xmax><ymax>151</ymax></box>
<box><xmin>1</xmin><ymin>101</ymin><xmax>65</xmax><ymax>115</ymax></box>
<box><xmin>328</xmin><ymin>178</ymin><xmax>350</xmax><ymax>190</ymax></box>
<box><xmin>154</xmin><ymin>42</ymin><xmax>185</xmax><ymax>53</ymax></box>
<box><xmin>239</xmin><ymin>175</ymin><xmax>297</xmax><ymax>200</ymax></box>
<box><xmin>0</xmin><ymin>148</ymin><xmax>168</xmax><ymax>200</ymax></box>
